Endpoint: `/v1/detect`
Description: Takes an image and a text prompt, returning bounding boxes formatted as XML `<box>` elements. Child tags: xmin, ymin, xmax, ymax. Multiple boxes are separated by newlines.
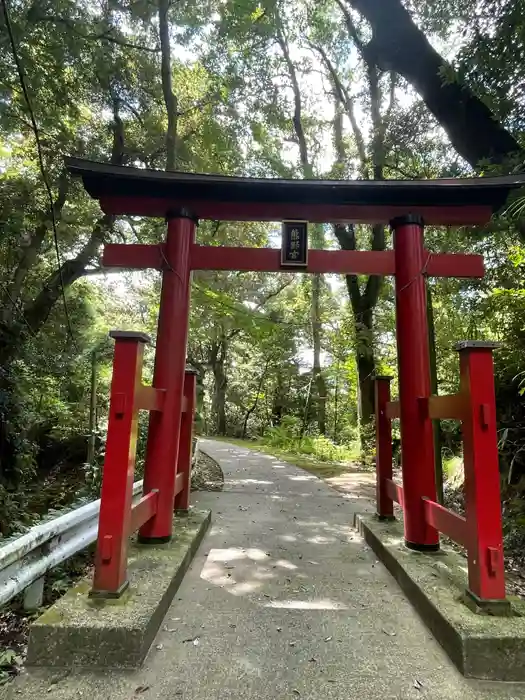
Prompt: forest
<box><xmin>1</xmin><ymin>0</ymin><xmax>525</xmax><ymax>564</ymax></box>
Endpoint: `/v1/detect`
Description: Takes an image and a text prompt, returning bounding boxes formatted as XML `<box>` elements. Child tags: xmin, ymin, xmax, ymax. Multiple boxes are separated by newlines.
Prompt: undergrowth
<box><xmin>246</xmin><ymin>417</ymin><xmax>360</xmax><ymax>464</ymax></box>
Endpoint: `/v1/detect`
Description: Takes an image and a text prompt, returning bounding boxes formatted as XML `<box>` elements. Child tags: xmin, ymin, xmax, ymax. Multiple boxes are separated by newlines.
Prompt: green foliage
<box><xmin>0</xmin><ymin>648</ymin><xmax>23</xmax><ymax>685</ymax></box>
<box><xmin>1</xmin><ymin>0</ymin><xmax>525</xmax><ymax>562</ymax></box>
<box><xmin>262</xmin><ymin>417</ymin><xmax>359</xmax><ymax>463</ymax></box>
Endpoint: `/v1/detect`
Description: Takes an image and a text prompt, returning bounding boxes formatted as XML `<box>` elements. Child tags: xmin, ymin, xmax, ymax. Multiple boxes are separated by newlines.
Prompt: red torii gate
<box><xmin>67</xmin><ymin>158</ymin><xmax>525</xmax><ymax>608</ymax></box>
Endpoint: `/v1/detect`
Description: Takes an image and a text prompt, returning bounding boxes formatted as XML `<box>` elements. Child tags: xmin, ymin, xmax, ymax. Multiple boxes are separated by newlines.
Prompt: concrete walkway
<box><xmin>8</xmin><ymin>440</ymin><xmax>525</xmax><ymax>699</ymax></box>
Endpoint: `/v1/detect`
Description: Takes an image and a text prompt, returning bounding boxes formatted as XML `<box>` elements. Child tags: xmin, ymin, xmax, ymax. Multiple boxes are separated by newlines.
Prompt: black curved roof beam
<box><xmin>66</xmin><ymin>158</ymin><xmax>525</xmax><ymax>225</ymax></box>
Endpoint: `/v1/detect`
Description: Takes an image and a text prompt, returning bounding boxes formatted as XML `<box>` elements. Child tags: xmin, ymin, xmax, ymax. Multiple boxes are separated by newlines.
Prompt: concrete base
<box><xmin>26</xmin><ymin>510</ymin><xmax>211</xmax><ymax>669</ymax></box>
<box><xmin>356</xmin><ymin>514</ymin><xmax>525</xmax><ymax>682</ymax></box>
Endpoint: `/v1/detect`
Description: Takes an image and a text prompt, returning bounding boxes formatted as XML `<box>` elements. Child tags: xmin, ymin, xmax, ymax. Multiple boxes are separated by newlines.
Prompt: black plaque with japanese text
<box><xmin>281</xmin><ymin>220</ymin><xmax>308</xmax><ymax>267</ymax></box>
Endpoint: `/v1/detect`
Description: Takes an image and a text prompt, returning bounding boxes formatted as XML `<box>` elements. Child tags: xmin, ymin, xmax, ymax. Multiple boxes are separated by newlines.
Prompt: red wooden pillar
<box><xmin>458</xmin><ymin>341</ymin><xmax>508</xmax><ymax>608</ymax></box>
<box><xmin>375</xmin><ymin>376</ymin><xmax>394</xmax><ymax>520</ymax></box>
<box><xmin>392</xmin><ymin>215</ymin><xmax>439</xmax><ymax>551</ymax></box>
<box><xmin>139</xmin><ymin>212</ymin><xmax>196</xmax><ymax>543</ymax></box>
<box><xmin>91</xmin><ymin>331</ymin><xmax>150</xmax><ymax>597</ymax></box>
<box><xmin>174</xmin><ymin>370</ymin><xmax>197</xmax><ymax>512</ymax></box>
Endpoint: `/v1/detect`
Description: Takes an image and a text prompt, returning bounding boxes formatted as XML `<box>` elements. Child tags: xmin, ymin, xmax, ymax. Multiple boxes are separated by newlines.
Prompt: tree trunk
<box><xmin>334</xmin><ymin>224</ymin><xmax>382</xmax><ymax>450</ymax></box>
<box><xmin>210</xmin><ymin>335</ymin><xmax>228</xmax><ymax>436</ymax></box>
<box><xmin>1</xmin><ymin>172</ymin><xmax>69</xmax><ymax>325</ymax></box>
<box><xmin>333</xmin><ymin>360</ymin><xmax>340</xmax><ymax>442</ymax></box>
<box><xmin>241</xmin><ymin>358</ymin><xmax>269</xmax><ymax>438</ymax></box>
<box><xmin>158</xmin><ymin>0</ymin><xmax>178</xmax><ymax>170</ymax></box>
<box><xmin>24</xmin><ymin>215</ymin><xmax>113</xmax><ymax>337</ymax></box>
<box><xmin>311</xmin><ymin>273</ymin><xmax>327</xmax><ymax>435</ymax></box>
<box><xmin>355</xmin><ymin>344</ymin><xmax>375</xmax><ymax>428</ymax></box>
<box><xmin>272</xmin><ymin>371</ymin><xmax>285</xmax><ymax>426</ymax></box>
<box><xmin>212</xmin><ymin>360</ymin><xmax>227</xmax><ymax>435</ymax></box>
<box><xmin>347</xmin><ymin>0</ymin><xmax>521</xmax><ymax>167</ymax></box>
<box><xmin>185</xmin><ymin>357</ymin><xmax>207</xmax><ymax>433</ymax></box>
<box><xmin>87</xmin><ymin>349</ymin><xmax>97</xmax><ymax>464</ymax></box>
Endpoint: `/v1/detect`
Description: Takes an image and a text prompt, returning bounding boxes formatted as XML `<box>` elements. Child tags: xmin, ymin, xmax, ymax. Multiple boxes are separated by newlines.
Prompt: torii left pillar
<box><xmin>139</xmin><ymin>211</ymin><xmax>196</xmax><ymax>543</ymax></box>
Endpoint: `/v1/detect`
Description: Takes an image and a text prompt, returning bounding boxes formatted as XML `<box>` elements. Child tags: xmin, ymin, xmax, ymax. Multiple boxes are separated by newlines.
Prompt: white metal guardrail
<box><xmin>0</xmin><ymin>481</ymin><xmax>143</xmax><ymax>610</ymax></box>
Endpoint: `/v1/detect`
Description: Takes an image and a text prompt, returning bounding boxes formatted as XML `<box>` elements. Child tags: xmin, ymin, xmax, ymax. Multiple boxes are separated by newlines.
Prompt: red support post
<box><xmin>392</xmin><ymin>215</ymin><xmax>439</xmax><ymax>551</ymax></box>
<box><xmin>375</xmin><ymin>377</ymin><xmax>395</xmax><ymax>520</ymax></box>
<box><xmin>91</xmin><ymin>331</ymin><xmax>151</xmax><ymax>597</ymax></box>
<box><xmin>139</xmin><ymin>213</ymin><xmax>196</xmax><ymax>543</ymax></box>
<box><xmin>458</xmin><ymin>341</ymin><xmax>509</xmax><ymax>610</ymax></box>
<box><xmin>174</xmin><ymin>370</ymin><xmax>197</xmax><ymax>512</ymax></box>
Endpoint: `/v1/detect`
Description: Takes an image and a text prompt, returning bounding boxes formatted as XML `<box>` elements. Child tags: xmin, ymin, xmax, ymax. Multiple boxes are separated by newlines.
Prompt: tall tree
<box><xmin>158</xmin><ymin>0</ymin><xmax>178</xmax><ymax>169</ymax></box>
<box><xmin>343</xmin><ymin>0</ymin><xmax>522</xmax><ymax>167</ymax></box>
<box><xmin>275</xmin><ymin>14</ymin><xmax>329</xmax><ymax>435</ymax></box>
<box><xmin>307</xmin><ymin>4</ymin><xmax>396</xmax><ymax>447</ymax></box>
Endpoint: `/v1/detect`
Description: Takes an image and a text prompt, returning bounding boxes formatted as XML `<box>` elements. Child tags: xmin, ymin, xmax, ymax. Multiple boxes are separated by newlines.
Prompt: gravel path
<box><xmin>7</xmin><ymin>440</ymin><xmax>525</xmax><ymax>700</ymax></box>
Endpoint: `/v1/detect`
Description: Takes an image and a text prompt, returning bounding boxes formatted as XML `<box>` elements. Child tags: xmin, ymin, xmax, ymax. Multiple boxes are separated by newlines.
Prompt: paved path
<box><xmin>8</xmin><ymin>440</ymin><xmax>525</xmax><ymax>699</ymax></box>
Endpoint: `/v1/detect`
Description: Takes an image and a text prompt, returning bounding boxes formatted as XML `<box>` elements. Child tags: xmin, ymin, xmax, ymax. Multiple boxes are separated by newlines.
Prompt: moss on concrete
<box><xmin>26</xmin><ymin>509</ymin><xmax>211</xmax><ymax>668</ymax></box>
<box><xmin>356</xmin><ymin>513</ymin><xmax>525</xmax><ymax>681</ymax></box>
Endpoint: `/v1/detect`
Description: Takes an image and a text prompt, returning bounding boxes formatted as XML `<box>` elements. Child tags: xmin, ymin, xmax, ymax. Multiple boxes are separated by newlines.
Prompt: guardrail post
<box><xmin>23</xmin><ymin>576</ymin><xmax>45</xmax><ymax>610</ymax></box>
<box><xmin>175</xmin><ymin>370</ymin><xmax>197</xmax><ymax>512</ymax></box>
<box><xmin>91</xmin><ymin>331</ymin><xmax>150</xmax><ymax>598</ymax></box>
<box><xmin>457</xmin><ymin>341</ymin><xmax>509</xmax><ymax>612</ymax></box>
<box><xmin>375</xmin><ymin>376</ymin><xmax>394</xmax><ymax>520</ymax></box>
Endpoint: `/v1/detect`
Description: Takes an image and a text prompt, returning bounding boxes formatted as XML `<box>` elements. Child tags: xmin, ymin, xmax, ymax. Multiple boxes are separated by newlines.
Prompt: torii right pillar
<box><xmin>392</xmin><ymin>215</ymin><xmax>440</xmax><ymax>551</ymax></box>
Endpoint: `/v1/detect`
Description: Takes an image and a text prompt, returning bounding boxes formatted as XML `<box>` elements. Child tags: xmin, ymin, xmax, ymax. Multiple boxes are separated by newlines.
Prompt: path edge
<box><xmin>355</xmin><ymin>513</ymin><xmax>525</xmax><ymax>682</ymax></box>
<box><xmin>26</xmin><ymin>509</ymin><xmax>211</xmax><ymax>669</ymax></box>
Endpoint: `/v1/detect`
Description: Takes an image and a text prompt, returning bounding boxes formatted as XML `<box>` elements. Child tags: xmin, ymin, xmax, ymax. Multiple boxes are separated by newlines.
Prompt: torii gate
<box><xmin>67</xmin><ymin>158</ymin><xmax>525</xmax><ymax>610</ymax></box>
